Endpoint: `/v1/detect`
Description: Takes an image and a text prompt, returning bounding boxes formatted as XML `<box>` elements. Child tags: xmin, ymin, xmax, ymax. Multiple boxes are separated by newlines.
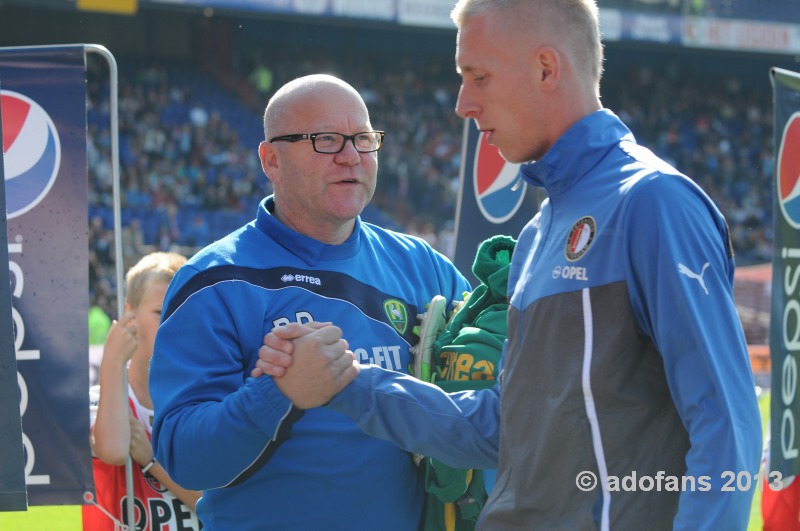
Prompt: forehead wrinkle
<box><xmin>294</xmin><ymin>95</ymin><xmax>371</xmax><ymax>134</ymax></box>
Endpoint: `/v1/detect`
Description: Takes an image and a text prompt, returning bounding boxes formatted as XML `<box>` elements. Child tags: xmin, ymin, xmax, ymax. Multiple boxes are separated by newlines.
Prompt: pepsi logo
<box><xmin>473</xmin><ymin>131</ymin><xmax>525</xmax><ymax>224</ymax></box>
<box><xmin>2</xmin><ymin>90</ymin><xmax>61</xmax><ymax>219</ymax></box>
<box><xmin>779</xmin><ymin>112</ymin><xmax>800</xmax><ymax>228</ymax></box>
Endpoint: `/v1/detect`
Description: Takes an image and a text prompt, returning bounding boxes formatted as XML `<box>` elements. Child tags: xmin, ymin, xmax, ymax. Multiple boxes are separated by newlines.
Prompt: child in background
<box><xmin>83</xmin><ymin>252</ymin><xmax>202</xmax><ymax>531</ymax></box>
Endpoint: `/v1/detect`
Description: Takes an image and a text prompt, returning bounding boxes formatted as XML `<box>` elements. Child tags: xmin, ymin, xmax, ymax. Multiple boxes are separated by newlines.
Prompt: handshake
<box><xmin>250</xmin><ymin>322</ymin><xmax>360</xmax><ymax>409</ymax></box>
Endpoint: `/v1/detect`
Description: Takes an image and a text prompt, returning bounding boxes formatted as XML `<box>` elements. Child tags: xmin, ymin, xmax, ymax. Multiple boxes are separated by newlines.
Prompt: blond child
<box><xmin>83</xmin><ymin>252</ymin><xmax>202</xmax><ymax>531</ymax></box>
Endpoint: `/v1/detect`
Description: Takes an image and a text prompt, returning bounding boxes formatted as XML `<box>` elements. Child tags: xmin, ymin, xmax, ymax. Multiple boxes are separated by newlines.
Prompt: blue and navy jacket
<box><xmin>329</xmin><ymin>110</ymin><xmax>762</xmax><ymax>530</ymax></box>
<box><xmin>149</xmin><ymin>196</ymin><xmax>470</xmax><ymax>530</ymax></box>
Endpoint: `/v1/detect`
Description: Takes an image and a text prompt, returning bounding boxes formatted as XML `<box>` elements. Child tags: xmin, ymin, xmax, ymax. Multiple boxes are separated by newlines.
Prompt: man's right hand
<box><xmin>251</xmin><ymin>321</ymin><xmax>330</xmax><ymax>378</ymax></box>
<box><xmin>259</xmin><ymin>323</ymin><xmax>360</xmax><ymax>409</ymax></box>
<box><xmin>103</xmin><ymin>312</ymin><xmax>138</xmax><ymax>366</ymax></box>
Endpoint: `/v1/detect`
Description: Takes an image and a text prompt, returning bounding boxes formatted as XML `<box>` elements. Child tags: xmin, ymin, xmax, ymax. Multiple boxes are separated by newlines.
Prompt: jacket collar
<box><xmin>255</xmin><ymin>196</ymin><xmax>363</xmax><ymax>265</ymax></box>
<box><xmin>520</xmin><ymin>109</ymin><xmax>634</xmax><ymax>196</ymax></box>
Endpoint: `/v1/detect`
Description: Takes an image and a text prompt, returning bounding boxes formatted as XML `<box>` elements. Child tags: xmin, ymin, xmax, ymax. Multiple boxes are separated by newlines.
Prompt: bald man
<box><xmin>149</xmin><ymin>74</ymin><xmax>470</xmax><ymax>530</ymax></box>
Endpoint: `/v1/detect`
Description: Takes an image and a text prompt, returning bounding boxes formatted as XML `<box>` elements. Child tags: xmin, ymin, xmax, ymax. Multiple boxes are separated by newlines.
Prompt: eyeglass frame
<box><xmin>268</xmin><ymin>131</ymin><xmax>386</xmax><ymax>154</ymax></box>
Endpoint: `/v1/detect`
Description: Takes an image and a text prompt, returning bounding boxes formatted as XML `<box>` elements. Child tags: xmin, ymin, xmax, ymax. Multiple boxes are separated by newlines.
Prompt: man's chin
<box><xmin>497</xmin><ymin>148</ymin><xmax>535</xmax><ymax>165</ymax></box>
<box><xmin>329</xmin><ymin>202</ymin><xmax>368</xmax><ymax>222</ymax></box>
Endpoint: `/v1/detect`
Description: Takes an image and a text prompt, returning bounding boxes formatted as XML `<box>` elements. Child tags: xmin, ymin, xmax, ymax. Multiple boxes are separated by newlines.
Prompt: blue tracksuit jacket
<box><xmin>149</xmin><ymin>196</ymin><xmax>470</xmax><ymax>530</ymax></box>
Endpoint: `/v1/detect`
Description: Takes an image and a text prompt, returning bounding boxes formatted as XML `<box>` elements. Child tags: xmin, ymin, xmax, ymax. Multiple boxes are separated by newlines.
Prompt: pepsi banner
<box><xmin>0</xmin><ymin>85</ymin><xmax>28</xmax><ymax>512</ymax></box>
<box><xmin>769</xmin><ymin>67</ymin><xmax>800</xmax><ymax>478</ymax></box>
<box><xmin>1</xmin><ymin>45</ymin><xmax>92</xmax><ymax>505</ymax></box>
<box><xmin>453</xmin><ymin>119</ymin><xmax>543</xmax><ymax>284</ymax></box>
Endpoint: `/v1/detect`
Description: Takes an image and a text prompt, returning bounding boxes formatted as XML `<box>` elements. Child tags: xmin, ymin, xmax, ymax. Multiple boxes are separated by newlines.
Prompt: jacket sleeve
<box><xmin>326</xmin><ymin>364</ymin><xmax>500</xmax><ymax>470</ymax></box>
<box><xmin>149</xmin><ymin>268</ymin><xmax>296</xmax><ymax>491</ymax></box>
<box><xmin>626</xmin><ymin>176</ymin><xmax>762</xmax><ymax>530</ymax></box>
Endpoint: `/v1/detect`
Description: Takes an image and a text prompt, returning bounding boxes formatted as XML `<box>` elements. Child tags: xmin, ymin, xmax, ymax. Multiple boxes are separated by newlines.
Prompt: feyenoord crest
<box><xmin>565</xmin><ymin>216</ymin><xmax>596</xmax><ymax>262</ymax></box>
<box><xmin>383</xmin><ymin>299</ymin><xmax>409</xmax><ymax>335</ymax></box>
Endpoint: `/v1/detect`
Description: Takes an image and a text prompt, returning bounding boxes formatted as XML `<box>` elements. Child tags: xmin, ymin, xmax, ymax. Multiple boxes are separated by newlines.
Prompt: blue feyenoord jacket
<box><xmin>149</xmin><ymin>197</ymin><xmax>470</xmax><ymax>530</ymax></box>
<box><xmin>328</xmin><ymin>110</ymin><xmax>762</xmax><ymax>530</ymax></box>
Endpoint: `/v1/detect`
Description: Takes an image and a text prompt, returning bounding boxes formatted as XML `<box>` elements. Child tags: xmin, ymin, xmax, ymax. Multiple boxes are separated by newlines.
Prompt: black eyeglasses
<box><xmin>268</xmin><ymin>131</ymin><xmax>385</xmax><ymax>154</ymax></box>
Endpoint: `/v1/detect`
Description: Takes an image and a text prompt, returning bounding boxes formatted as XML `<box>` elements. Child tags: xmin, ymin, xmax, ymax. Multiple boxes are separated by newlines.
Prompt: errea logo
<box><xmin>281</xmin><ymin>273</ymin><xmax>322</xmax><ymax>286</ymax></box>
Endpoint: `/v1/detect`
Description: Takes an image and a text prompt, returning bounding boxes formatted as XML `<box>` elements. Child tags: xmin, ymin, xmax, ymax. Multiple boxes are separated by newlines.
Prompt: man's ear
<box><xmin>535</xmin><ymin>46</ymin><xmax>561</xmax><ymax>91</ymax></box>
<box><xmin>259</xmin><ymin>141</ymin><xmax>278</xmax><ymax>176</ymax></box>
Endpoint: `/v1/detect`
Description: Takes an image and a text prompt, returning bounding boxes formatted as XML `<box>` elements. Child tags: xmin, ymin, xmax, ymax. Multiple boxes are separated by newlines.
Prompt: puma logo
<box><xmin>677</xmin><ymin>262</ymin><xmax>710</xmax><ymax>295</ymax></box>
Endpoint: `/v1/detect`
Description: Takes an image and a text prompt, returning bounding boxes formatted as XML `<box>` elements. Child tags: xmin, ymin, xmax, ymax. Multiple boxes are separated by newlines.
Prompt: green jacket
<box><xmin>422</xmin><ymin>235</ymin><xmax>515</xmax><ymax>531</ymax></box>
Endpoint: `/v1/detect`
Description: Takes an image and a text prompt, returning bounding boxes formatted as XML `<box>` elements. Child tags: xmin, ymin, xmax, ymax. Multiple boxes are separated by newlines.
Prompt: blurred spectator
<box><xmin>89</xmin><ymin>215</ymin><xmax>115</xmax><ymax>269</ymax></box>
<box><xmin>88</xmin><ymin>296</ymin><xmax>112</xmax><ymax>347</ymax></box>
<box><xmin>189</xmin><ymin>103</ymin><xmax>209</xmax><ymax>128</ymax></box>
<box><xmin>183</xmin><ymin>214</ymin><xmax>211</xmax><ymax>248</ymax></box>
<box><xmin>121</xmin><ymin>218</ymin><xmax>146</xmax><ymax>260</ymax></box>
<box><xmin>249</xmin><ymin>61</ymin><xmax>274</xmax><ymax>101</ymax></box>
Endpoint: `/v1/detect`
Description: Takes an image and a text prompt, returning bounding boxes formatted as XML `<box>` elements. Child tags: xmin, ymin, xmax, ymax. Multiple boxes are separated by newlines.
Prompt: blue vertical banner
<box><xmin>770</xmin><ymin>67</ymin><xmax>800</xmax><ymax>478</ymax></box>
<box><xmin>0</xmin><ymin>78</ymin><xmax>28</xmax><ymax>512</ymax></box>
<box><xmin>1</xmin><ymin>45</ymin><xmax>92</xmax><ymax>505</ymax></box>
<box><xmin>453</xmin><ymin>119</ymin><xmax>542</xmax><ymax>284</ymax></box>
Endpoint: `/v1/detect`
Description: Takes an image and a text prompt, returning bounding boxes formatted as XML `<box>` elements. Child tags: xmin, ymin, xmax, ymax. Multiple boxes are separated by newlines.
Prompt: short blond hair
<box><xmin>451</xmin><ymin>0</ymin><xmax>604</xmax><ymax>85</ymax></box>
<box><xmin>125</xmin><ymin>252</ymin><xmax>186</xmax><ymax>309</ymax></box>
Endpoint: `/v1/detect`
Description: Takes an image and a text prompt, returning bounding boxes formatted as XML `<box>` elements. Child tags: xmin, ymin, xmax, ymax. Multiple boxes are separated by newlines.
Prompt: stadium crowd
<box><xmin>85</xmin><ymin>46</ymin><xmax>775</xmax><ymax>325</ymax></box>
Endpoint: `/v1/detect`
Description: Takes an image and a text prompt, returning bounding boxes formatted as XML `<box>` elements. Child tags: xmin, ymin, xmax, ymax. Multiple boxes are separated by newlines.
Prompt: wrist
<box><xmin>140</xmin><ymin>456</ymin><xmax>156</xmax><ymax>475</ymax></box>
<box><xmin>99</xmin><ymin>356</ymin><xmax>128</xmax><ymax>376</ymax></box>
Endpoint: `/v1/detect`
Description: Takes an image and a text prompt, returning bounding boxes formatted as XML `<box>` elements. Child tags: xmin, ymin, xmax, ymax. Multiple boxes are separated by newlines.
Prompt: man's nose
<box><xmin>334</xmin><ymin>138</ymin><xmax>361</xmax><ymax>166</ymax></box>
<box><xmin>455</xmin><ymin>84</ymin><xmax>478</xmax><ymax>119</ymax></box>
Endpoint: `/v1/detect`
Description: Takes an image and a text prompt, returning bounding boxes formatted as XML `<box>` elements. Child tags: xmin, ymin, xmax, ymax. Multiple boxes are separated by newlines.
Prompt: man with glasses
<box><xmin>149</xmin><ymin>74</ymin><xmax>470</xmax><ymax>530</ymax></box>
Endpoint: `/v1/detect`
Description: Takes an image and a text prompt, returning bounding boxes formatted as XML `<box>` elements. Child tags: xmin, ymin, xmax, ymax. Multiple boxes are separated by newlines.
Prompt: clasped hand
<box><xmin>251</xmin><ymin>322</ymin><xmax>359</xmax><ymax>409</ymax></box>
